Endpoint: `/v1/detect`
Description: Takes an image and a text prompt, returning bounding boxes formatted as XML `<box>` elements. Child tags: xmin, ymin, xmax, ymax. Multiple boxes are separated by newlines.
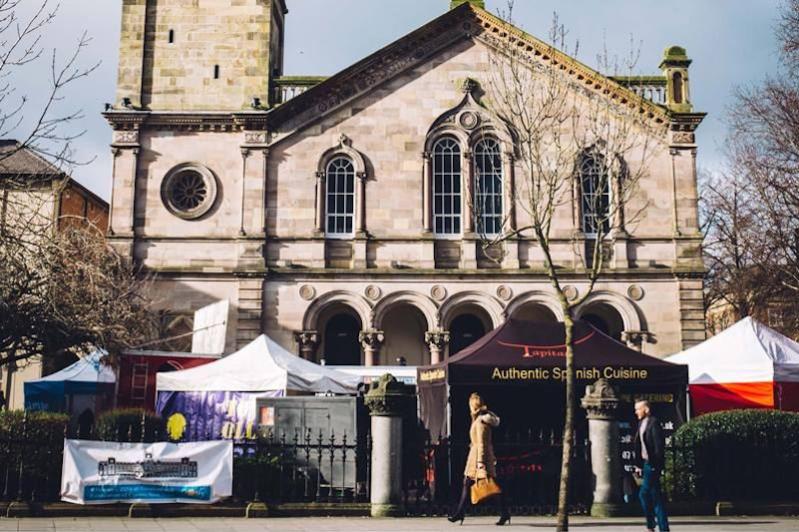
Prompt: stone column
<box><xmin>364</xmin><ymin>374</ymin><xmax>413</xmax><ymax>517</ymax></box>
<box><xmin>315</xmin><ymin>170</ymin><xmax>325</xmax><ymax>234</ymax></box>
<box><xmin>422</xmin><ymin>151</ymin><xmax>432</xmax><ymax>233</ymax></box>
<box><xmin>294</xmin><ymin>330</ymin><xmax>319</xmax><ymax>360</ymax></box>
<box><xmin>356</xmin><ymin>171</ymin><xmax>367</xmax><ymax>236</ymax></box>
<box><xmin>463</xmin><ymin>149</ymin><xmax>475</xmax><ymax>235</ymax></box>
<box><xmin>425</xmin><ymin>329</ymin><xmax>450</xmax><ymax>365</ymax></box>
<box><xmin>359</xmin><ymin>330</ymin><xmax>384</xmax><ymax>367</ymax></box>
<box><xmin>581</xmin><ymin>378</ymin><xmax>623</xmax><ymax>517</ymax></box>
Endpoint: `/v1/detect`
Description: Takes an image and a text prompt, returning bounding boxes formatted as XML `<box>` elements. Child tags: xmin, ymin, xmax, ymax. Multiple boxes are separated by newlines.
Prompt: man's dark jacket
<box><xmin>634</xmin><ymin>415</ymin><xmax>665</xmax><ymax>471</ymax></box>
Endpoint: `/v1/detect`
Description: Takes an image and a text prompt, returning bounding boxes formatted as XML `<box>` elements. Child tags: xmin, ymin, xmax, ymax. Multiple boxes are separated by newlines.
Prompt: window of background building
<box><xmin>432</xmin><ymin>136</ymin><xmax>462</xmax><ymax>236</ymax></box>
<box><xmin>474</xmin><ymin>138</ymin><xmax>503</xmax><ymax>237</ymax></box>
<box><xmin>325</xmin><ymin>156</ymin><xmax>355</xmax><ymax>238</ymax></box>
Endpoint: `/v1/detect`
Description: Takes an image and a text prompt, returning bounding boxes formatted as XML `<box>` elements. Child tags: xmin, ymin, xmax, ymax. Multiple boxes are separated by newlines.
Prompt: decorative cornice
<box><xmin>103</xmin><ymin>110</ymin><xmax>270</xmax><ymax>133</ymax></box>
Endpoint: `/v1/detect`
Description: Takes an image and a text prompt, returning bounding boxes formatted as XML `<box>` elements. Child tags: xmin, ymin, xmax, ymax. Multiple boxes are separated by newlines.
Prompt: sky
<box><xmin>15</xmin><ymin>0</ymin><xmax>783</xmax><ymax>201</ymax></box>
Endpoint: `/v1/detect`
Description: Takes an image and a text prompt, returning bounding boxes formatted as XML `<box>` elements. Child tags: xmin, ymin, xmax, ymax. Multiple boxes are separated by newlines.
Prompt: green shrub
<box><xmin>0</xmin><ymin>411</ymin><xmax>69</xmax><ymax>501</ymax></box>
<box><xmin>94</xmin><ymin>408</ymin><xmax>165</xmax><ymax>442</ymax></box>
<box><xmin>666</xmin><ymin>409</ymin><xmax>799</xmax><ymax>501</ymax></box>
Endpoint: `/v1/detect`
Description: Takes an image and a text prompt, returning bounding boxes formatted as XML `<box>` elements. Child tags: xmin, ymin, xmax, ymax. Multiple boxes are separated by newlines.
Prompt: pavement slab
<box><xmin>1</xmin><ymin>517</ymin><xmax>799</xmax><ymax>532</ymax></box>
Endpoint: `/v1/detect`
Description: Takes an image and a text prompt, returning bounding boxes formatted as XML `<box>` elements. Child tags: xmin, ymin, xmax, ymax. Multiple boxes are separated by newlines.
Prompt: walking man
<box><xmin>634</xmin><ymin>399</ymin><xmax>670</xmax><ymax>532</ymax></box>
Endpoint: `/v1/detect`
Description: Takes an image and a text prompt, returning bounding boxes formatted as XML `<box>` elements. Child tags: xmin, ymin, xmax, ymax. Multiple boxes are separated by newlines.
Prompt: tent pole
<box><xmin>685</xmin><ymin>386</ymin><xmax>691</xmax><ymax>422</ymax></box>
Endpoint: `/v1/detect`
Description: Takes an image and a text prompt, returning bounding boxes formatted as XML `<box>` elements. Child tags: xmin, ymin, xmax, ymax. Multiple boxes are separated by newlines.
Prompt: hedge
<box><xmin>94</xmin><ymin>408</ymin><xmax>165</xmax><ymax>442</ymax></box>
<box><xmin>0</xmin><ymin>411</ymin><xmax>70</xmax><ymax>500</ymax></box>
<box><xmin>666</xmin><ymin>409</ymin><xmax>799</xmax><ymax>501</ymax></box>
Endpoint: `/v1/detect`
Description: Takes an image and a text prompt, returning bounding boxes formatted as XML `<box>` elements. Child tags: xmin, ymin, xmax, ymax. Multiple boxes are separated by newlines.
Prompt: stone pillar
<box><xmin>294</xmin><ymin>330</ymin><xmax>319</xmax><ymax>360</ymax></box>
<box><xmin>364</xmin><ymin>374</ymin><xmax>413</xmax><ymax>517</ymax></box>
<box><xmin>359</xmin><ymin>330</ymin><xmax>384</xmax><ymax>367</ymax></box>
<box><xmin>463</xmin><ymin>149</ymin><xmax>475</xmax><ymax>235</ymax></box>
<box><xmin>425</xmin><ymin>329</ymin><xmax>450</xmax><ymax>365</ymax></box>
<box><xmin>422</xmin><ymin>151</ymin><xmax>432</xmax><ymax>233</ymax></box>
<box><xmin>356</xmin><ymin>171</ymin><xmax>367</xmax><ymax>236</ymax></box>
<box><xmin>314</xmin><ymin>170</ymin><xmax>325</xmax><ymax>234</ymax></box>
<box><xmin>581</xmin><ymin>378</ymin><xmax>623</xmax><ymax>518</ymax></box>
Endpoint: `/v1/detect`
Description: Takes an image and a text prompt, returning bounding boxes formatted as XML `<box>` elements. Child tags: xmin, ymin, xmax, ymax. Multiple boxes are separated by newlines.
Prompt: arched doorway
<box><xmin>447</xmin><ymin>304</ymin><xmax>494</xmax><ymax>357</ymax></box>
<box><xmin>510</xmin><ymin>303</ymin><xmax>558</xmax><ymax>323</ymax></box>
<box><xmin>382</xmin><ymin>305</ymin><xmax>428</xmax><ymax>366</ymax></box>
<box><xmin>580</xmin><ymin>303</ymin><xmax>625</xmax><ymax>342</ymax></box>
<box><xmin>318</xmin><ymin>305</ymin><xmax>363</xmax><ymax>365</ymax></box>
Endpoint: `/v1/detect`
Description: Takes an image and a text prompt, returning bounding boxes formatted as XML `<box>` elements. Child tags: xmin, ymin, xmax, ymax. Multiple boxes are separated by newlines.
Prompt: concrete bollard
<box><xmin>581</xmin><ymin>378</ymin><xmax>623</xmax><ymax>517</ymax></box>
<box><xmin>364</xmin><ymin>373</ymin><xmax>413</xmax><ymax>517</ymax></box>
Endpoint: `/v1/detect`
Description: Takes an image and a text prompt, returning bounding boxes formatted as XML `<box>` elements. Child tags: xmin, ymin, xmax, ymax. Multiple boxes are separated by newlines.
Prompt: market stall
<box><xmin>24</xmin><ymin>350</ymin><xmax>115</xmax><ymax>417</ymax></box>
<box><xmin>155</xmin><ymin>334</ymin><xmax>361</xmax><ymax>441</ymax></box>
<box><xmin>667</xmin><ymin>317</ymin><xmax>799</xmax><ymax>415</ymax></box>
<box><xmin>417</xmin><ymin>319</ymin><xmax>688</xmax><ymax>441</ymax></box>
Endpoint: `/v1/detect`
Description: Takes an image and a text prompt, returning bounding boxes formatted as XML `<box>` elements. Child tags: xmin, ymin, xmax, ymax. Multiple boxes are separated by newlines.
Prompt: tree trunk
<box><xmin>556</xmin><ymin>314</ymin><xmax>575</xmax><ymax>531</ymax></box>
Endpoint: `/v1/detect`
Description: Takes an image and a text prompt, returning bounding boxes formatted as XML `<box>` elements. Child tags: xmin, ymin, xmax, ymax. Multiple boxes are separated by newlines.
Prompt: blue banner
<box><xmin>156</xmin><ymin>390</ymin><xmax>282</xmax><ymax>442</ymax></box>
<box><xmin>85</xmin><ymin>484</ymin><xmax>211</xmax><ymax>502</ymax></box>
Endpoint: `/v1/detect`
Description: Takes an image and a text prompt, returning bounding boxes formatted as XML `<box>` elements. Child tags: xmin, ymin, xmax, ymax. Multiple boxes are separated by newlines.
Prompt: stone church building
<box><xmin>105</xmin><ymin>0</ymin><xmax>705</xmax><ymax>366</ymax></box>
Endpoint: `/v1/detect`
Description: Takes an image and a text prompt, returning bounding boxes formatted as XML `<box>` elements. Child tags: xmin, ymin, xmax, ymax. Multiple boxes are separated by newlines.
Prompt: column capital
<box><xmin>621</xmin><ymin>330</ymin><xmax>654</xmax><ymax>351</ymax></box>
<box><xmin>425</xmin><ymin>329</ymin><xmax>450</xmax><ymax>349</ymax></box>
<box><xmin>359</xmin><ymin>329</ymin><xmax>385</xmax><ymax>348</ymax></box>
<box><xmin>294</xmin><ymin>330</ymin><xmax>319</xmax><ymax>347</ymax></box>
<box><xmin>580</xmin><ymin>378</ymin><xmax>620</xmax><ymax>421</ymax></box>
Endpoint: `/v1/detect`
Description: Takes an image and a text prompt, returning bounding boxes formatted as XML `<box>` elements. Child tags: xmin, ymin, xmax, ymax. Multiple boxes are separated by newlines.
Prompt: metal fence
<box><xmin>0</xmin><ymin>413</ymin><xmax>369</xmax><ymax>505</ymax></box>
<box><xmin>233</xmin><ymin>428</ymin><xmax>368</xmax><ymax>504</ymax></box>
<box><xmin>402</xmin><ymin>431</ymin><xmax>592</xmax><ymax>516</ymax></box>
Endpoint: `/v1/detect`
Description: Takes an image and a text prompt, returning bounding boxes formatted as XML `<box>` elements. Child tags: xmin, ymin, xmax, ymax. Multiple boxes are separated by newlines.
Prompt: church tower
<box><xmin>115</xmin><ymin>0</ymin><xmax>287</xmax><ymax>111</ymax></box>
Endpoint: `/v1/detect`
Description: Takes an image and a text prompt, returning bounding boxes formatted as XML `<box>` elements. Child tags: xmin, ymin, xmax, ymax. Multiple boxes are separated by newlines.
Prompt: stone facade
<box><xmin>105</xmin><ymin>1</ymin><xmax>705</xmax><ymax>362</ymax></box>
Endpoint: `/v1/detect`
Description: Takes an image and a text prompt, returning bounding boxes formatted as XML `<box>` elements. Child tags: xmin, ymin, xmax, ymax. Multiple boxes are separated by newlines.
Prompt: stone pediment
<box><xmin>268</xmin><ymin>3</ymin><xmax>671</xmax><ymax>143</ymax></box>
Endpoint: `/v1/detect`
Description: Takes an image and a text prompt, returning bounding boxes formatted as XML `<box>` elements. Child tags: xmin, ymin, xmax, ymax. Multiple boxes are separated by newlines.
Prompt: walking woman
<box><xmin>448</xmin><ymin>392</ymin><xmax>511</xmax><ymax>526</ymax></box>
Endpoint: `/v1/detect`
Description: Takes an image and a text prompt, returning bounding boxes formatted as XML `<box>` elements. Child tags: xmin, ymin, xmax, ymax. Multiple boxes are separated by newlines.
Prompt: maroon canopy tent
<box><xmin>417</xmin><ymin>319</ymin><xmax>689</xmax><ymax>442</ymax></box>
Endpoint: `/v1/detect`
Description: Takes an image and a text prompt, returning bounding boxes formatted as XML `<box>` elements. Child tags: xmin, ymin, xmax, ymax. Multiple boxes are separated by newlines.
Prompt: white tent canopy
<box><xmin>156</xmin><ymin>334</ymin><xmax>360</xmax><ymax>394</ymax></box>
<box><xmin>667</xmin><ymin>317</ymin><xmax>799</xmax><ymax>384</ymax></box>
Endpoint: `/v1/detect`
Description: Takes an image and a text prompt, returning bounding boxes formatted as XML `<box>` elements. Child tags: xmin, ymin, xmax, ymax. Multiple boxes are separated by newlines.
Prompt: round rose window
<box><xmin>161</xmin><ymin>164</ymin><xmax>218</xmax><ymax>220</ymax></box>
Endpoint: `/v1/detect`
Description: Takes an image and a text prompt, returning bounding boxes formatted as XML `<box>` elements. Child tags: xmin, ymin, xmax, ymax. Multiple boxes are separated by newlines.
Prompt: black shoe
<box><xmin>496</xmin><ymin>514</ymin><xmax>511</xmax><ymax>526</ymax></box>
<box><xmin>447</xmin><ymin>514</ymin><xmax>464</xmax><ymax>525</ymax></box>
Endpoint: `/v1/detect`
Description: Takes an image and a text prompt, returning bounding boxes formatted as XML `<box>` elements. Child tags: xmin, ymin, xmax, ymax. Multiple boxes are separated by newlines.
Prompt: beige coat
<box><xmin>464</xmin><ymin>409</ymin><xmax>500</xmax><ymax>479</ymax></box>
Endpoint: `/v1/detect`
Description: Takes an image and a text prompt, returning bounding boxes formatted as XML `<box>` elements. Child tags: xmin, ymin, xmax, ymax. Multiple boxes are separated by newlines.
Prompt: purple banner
<box><xmin>156</xmin><ymin>390</ymin><xmax>282</xmax><ymax>442</ymax></box>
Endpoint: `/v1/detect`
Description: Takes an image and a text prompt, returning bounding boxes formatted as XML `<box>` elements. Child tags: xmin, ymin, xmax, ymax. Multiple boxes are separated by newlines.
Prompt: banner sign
<box><xmin>156</xmin><ymin>390</ymin><xmax>282</xmax><ymax>442</ymax></box>
<box><xmin>61</xmin><ymin>439</ymin><xmax>232</xmax><ymax>504</ymax></box>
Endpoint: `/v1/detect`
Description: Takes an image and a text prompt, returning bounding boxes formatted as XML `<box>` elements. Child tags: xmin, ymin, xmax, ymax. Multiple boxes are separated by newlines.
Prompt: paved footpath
<box><xmin>2</xmin><ymin>517</ymin><xmax>799</xmax><ymax>532</ymax></box>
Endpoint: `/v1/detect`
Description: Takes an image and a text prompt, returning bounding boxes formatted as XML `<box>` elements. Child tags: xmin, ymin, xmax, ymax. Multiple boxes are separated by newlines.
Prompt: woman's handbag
<box><xmin>470</xmin><ymin>477</ymin><xmax>502</xmax><ymax>504</ymax></box>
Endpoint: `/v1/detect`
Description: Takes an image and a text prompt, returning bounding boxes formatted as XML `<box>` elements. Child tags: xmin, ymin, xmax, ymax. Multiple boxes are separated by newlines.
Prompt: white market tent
<box><xmin>156</xmin><ymin>334</ymin><xmax>361</xmax><ymax>395</ymax></box>
<box><xmin>24</xmin><ymin>350</ymin><xmax>115</xmax><ymax>413</ymax></box>
<box><xmin>666</xmin><ymin>317</ymin><xmax>799</xmax><ymax>414</ymax></box>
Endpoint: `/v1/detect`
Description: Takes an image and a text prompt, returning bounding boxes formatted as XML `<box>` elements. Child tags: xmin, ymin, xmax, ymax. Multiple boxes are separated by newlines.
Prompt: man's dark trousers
<box><xmin>639</xmin><ymin>462</ymin><xmax>669</xmax><ymax>531</ymax></box>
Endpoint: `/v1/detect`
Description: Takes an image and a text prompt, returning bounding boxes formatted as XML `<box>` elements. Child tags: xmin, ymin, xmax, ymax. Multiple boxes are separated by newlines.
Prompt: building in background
<box><xmin>0</xmin><ymin>140</ymin><xmax>109</xmax><ymax>409</ymax></box>
<box><xmin>104</xmin><ymin>0</ymin><xmax>705</xmax><ymax>366</ymax></box>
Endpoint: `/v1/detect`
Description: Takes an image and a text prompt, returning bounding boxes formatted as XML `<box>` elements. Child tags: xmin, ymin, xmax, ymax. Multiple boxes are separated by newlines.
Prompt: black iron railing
<box><xmin>403</xmin><ymin>431</ymin><xmax>592</xmax><ymax>516</ymax></box>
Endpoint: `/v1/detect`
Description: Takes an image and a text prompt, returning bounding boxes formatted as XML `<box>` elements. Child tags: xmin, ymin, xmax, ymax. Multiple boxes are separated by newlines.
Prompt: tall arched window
<box><xmin>474</xmin><ymin>138</ymin><xmax>503</xmax><ymax>237</ymax></box>
<box><xmin>579</xmin><ymin>153</ymin><xmax>611</xmax><ymax>236</ymax></box>
<box><xmin>672</xmin><ymin>72</ymin><xmax>684</xmax><ymax>104</ymax></box>
<box><xmin>432</xmin><ymin>137</ymin><xmax>462</xmax><ymax>236</ymax></box>
<box><xmin>325</xmin><ymin>156</ymin><xmax>355</xmax><ymax>237</ymax></box>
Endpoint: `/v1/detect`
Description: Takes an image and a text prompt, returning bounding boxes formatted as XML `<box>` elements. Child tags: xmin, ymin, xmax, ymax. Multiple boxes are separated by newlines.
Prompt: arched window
<box><xmin>432</xmin><ymin>137</ymin><xmax>462</xmax><ymax>236</ymax></box>
<box><xmin>325</xmin><ymin>156</ymin><xmax>355</xmax><ymax>237</ymax></box>
<box><xmin>473</xmin><ymin>138</ymin><xmax>503</xmax><ymax>237</ymax></box>
<box><xmin>579</xmin><ymin>152</ymin><xmax>611</xmax><ymax>236</ymax></box>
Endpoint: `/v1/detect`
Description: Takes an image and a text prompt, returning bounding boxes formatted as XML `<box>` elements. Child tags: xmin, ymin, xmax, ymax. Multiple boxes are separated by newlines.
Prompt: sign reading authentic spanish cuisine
<box><xmin>61</xmin><ymin>439</ymin><xmax>233</xmax><ymax>504</ymax></box>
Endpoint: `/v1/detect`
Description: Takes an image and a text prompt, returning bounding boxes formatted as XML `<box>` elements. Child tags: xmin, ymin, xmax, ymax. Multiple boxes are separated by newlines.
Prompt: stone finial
<box><xmin>364</xmin><ymin>374</ymin><xmax>414</xmax><ymax>416</ymax></box>
<box><xmin>461</xmin><ymin>77</ymin><xmax>480</xmax><ymax>95</ymax></box>
<box><xmin>450</xmin><ymin>0</ymin><xmax>485</xmax><ymax>9</ymax></box>
<box><xmin>581</xmin><ymin>378</ymin><xmax>620</xmax><ymax>420</ymax></box>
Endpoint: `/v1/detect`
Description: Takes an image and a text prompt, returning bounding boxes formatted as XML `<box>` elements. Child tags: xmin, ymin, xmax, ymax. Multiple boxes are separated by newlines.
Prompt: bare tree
<box><xmin>0</xmin><ymin>216</ymin><xmax>159</xmax><ymax>398</ymax></box>
<box><xmin>0</xmin><ymin>0</ymin><xmax>98</xmax><ymax>172</ymax></box>
<box><xmin>478</xmin><ymin>5</ymin><xmax>662</xmax><ymax>529</ymax></box>
<box><xmin>720</xmin><ymin>0</ymin><xmax>799</xmax><ymax>333</ymax></box>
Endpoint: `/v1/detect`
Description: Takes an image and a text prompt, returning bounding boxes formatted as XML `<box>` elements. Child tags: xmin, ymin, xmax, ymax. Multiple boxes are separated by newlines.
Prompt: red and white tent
<box><xmin>667</xmin><ymin>317</ymin><xmax>799</xmax><ymax>415</ymax></box>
